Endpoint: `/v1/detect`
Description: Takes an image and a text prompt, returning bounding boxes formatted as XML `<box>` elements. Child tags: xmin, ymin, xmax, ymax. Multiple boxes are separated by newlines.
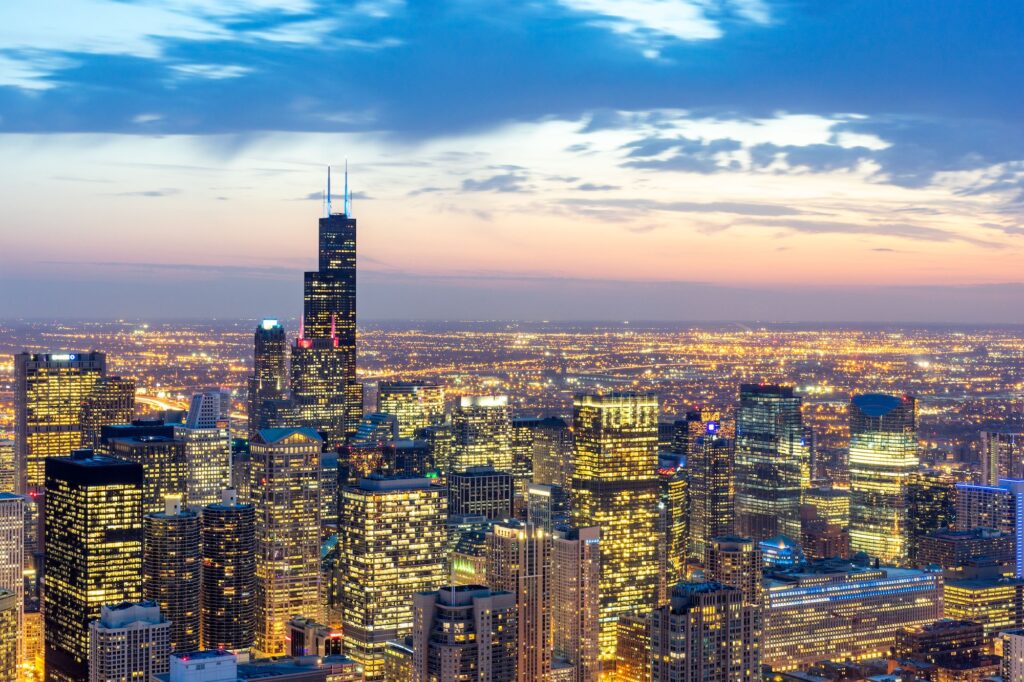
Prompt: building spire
<box><xmin>325</xmin><ymin>165</ymin><xmax>332</xmax><ymax>217</ymax></box>
<box><xmin>298</xmin><ymin>313</ymin><xmax>305</xmax><ymax>340</ymax></box>
<box><xmin>343</xmin><ymin>159</ymin><xmax>350</xmax><ymax>216</ymax></box>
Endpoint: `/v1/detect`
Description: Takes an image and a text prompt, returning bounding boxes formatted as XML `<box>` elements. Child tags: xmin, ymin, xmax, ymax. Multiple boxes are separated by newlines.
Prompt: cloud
<box><xmin>461</xmin><ymin>173</ymin><xmax>530</xmax><ymax>193</ymax></box>
<box><xmin>740</xmin><ymin>218</ymin><xmax>1004</xmax><ymax>248</ymax></box>
<box><xmin>564</xmin><ymin>197</ymin><xmax>804</xmax><ymax>216</ymax></box>
<box><xmin>169</xmin><ymin>64</ymin><xmax>253</xmax><ymax>80</ymax></box>
<box><xmin>576</xmin><ymin>183</ymin><xmax>619</xmax><ymax>191</ymax></box>
<box><xmin>114</xmin><ymin>188</ymin><xmax>181</xmax><ymax>198</ymax></box>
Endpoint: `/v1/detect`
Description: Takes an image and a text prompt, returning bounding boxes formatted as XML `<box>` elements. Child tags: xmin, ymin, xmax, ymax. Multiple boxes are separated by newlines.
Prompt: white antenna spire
<box><xmin>343</xmin><ymin>159</ymin><xmax>350</xmax><ymax>216</ymax></box>
<box><xmin>325</xmin><ymin>165</ymin><xmax>332</xmax><ymax>217</ymax></box>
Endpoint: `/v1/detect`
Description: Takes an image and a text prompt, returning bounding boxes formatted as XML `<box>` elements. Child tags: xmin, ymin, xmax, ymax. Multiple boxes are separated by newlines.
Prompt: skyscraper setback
<box><xmin>292</xmin><ymin>167</ymin><xmax>361</xmax><ymax>446</ymax></box>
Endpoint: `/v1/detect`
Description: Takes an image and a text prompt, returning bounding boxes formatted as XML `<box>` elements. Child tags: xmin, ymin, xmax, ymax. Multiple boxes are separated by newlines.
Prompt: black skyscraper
<box><xmin>291</xmin><ymin>167</ymin><xmax>362</xmax><ymax>446</ymax></box>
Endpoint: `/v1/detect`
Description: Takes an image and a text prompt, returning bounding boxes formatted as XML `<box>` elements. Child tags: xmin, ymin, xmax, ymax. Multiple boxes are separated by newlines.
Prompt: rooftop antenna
<box><xmin>325</xmin><ymin>165</ymin><xmax>332</xmax><ymax>217</ymax></box>
<box><xmin>343</xmin><ymin>159</ymin><xmax>350</xmax><ymax>216</ymax></box>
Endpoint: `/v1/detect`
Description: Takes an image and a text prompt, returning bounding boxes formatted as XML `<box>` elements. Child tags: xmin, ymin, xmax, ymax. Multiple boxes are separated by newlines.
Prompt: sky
<box><xmin>1</xmin><ymin>1</ymin><xmax>1023</xmax><ymax>322</ymax></box>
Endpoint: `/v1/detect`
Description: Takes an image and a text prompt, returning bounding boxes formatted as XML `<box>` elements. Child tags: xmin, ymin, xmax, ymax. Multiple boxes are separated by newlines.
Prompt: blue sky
<box><xmin>1</xmin><ymin>1</ymin><xmax>1023</xmax><ymax>321</ymax></box>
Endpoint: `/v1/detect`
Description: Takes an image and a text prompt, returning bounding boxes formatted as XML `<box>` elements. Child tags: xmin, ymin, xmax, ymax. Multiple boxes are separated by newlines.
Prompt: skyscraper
<box><xmin>292</xmin><ymin>170</ymin><xmax>361</xmax><ymax>446</ymax></box>
<box><xmin>531</xmin><ymin>417</ymin><xmax>574</xmax><ymax>489</ymax></box>
<box><xmin>177</xmin><ymin>390</ymin><xmax>232</xmax><ymax>509</ymax></box>
<box><xmin>451</xmin><ymin>396</ymin><xmax>512</xmax><ymax>473</ymax></box>
<box><xmin>487</xmin><ymin>520</ymin><xmax>551</xmax><ymax>682</ymax></box>
<box><xmin>0</xmin><ymin>494</ymin><xmax>22</xmax><ymax>669</ymax></box>
<box><xmin>88</xmin><ymin>601</ymin><xmax>170</xmax><ymax>682</ymax></box>
<box><xmin>658</xmin><ymin>461</ymin><xmax>688</xmax><ymax>583</ymax></box>
<box><xmin>686</xmin><ymin>431</ymin><xmax>734</xmax><ymax>560</ymax></box>
<box><xmin>377</xmin><ymin>381</ymin><xmax>445</xmax><ymax>439</ymax></box>
<box><xmin>0</xmin><ymin>440</ymin><xmax>14</xmax><ymax>494</ymax></box>
<box><xmin>412</xmin><ymin>585</ymin><xmax>518</xmax><ymax>682</ymax></box>
<box><xmin>551</xmin><ymin>525</ymin><xmax>601</xmax><ymax>682</ymax></box>
<box><xmin>109</xmin><ymin>432</ymin><xmax>188</xmax><ymax>514</ymax></box>
<box><xmin>848</xmin><ymin>394</ymin><xmax>918</xmax><ymax>564</ymax></box>
<box><xmin>906</xmin><ymin>469</ymin><xmax>958</xmax><ymax>564</ymax></box>
<box><xmin>79</xmin><ymin>376</ymin><xmax>135</xmax><ymax>450</ymax></box>
<box><xmin>571</xmin><ymin>392</ymin><xmax>660</xmax><ymax>665</ymax></box>
<box><xmin>734</xmin><ymin>384</ymin><xmax>806</xmax><ymax>542</ymax></box>
<box><xmin>650</xmin><ymin>581</ymin><xmax>760</xmax><ymax>682</ymax></box>
<box><xmin>705</xmin><ymin>535</ymin><xmax>763</xmax><ymax>607</ymax></box>
<box><xmin>44</xmin><ymin>449</ymin><xmax>144</xmax><ymax>681</ymax></box>
<box><xmin>982</xmin><ymin>430</ymin><xmax>1024</xmax><ymax>486</ymax></box>
<box><xmin>448</xmin><ymin>465</ymin><xmax>514</xmax><ymax>520</ymax></box>
<box><xmin>143</xmin><ymin>495</ymin><xmax>201</xmax><ymax>652</ymax></box>
<box><xmin>250</xmin><ymin>428</ymin><xmax>322</xmax><ymax>656</ymax></box>
<box><xmin>0</xmin><ymin>590</ymin><xmax>15</xmax><ymax>682</ymax></box>
<box><xmin>337</xmin><ymin>476</ymin><xmax>447</xmax><ymax>680</ymax></box>
<box><xmin>248</xmin><ymin>319</ymin><xmax>289</xmax><ymax>440</ymax></box>
<box><xmin>15</xmin><ymin>351</ymin><xmax>106</xmax><ymax>494</ymax></box>
<box><xmin>201</xmin><ymin>488</ymin><xmax>256</xmax><ymax>651</ymax></box>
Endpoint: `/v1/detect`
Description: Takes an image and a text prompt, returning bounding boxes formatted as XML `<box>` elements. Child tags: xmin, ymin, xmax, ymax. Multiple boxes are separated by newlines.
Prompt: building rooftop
<box><xmin>851</xmin><ymin>393</ymin><xmax>906</xmax><ymax>416</ymax></box>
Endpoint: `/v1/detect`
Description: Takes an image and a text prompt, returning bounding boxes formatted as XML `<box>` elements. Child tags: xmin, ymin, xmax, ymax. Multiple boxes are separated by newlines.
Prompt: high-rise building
<box><xmin>916</xmin><ymin>528</ymin><xmax>1013</xmax><ymax>571</ymax></box>
<box><xmin>614</xmin><ymin>613</ymin><xmax>650</xmax><ymax>682</ymax></box>
<box><xmin>338</xmin><ymin>476</ymin><xmax>447</xmax><ymax>680</ymax></box>
<box><xmin>906</xmin><ymin>468</ymin><xmax>958</xmax><ymax>564</ymax></box>
<box><xmin>377</xmin><ymin>381</ymin><xmax>445</xmax><ymax>439</ymax></box>
<box><xmin>185</xmin><ymin>389</ymin><xmax>231</xmax><ymax>429</ymax></box>
<box><xmin>420</xmin><ymin>423</ymin><xmax>455</xmax><ymax>479</ymax></box>
<box><xmin>0</xmin><ymin>494</ymin><xmax>23</xmax><ymax>667</ymax></box>
<box><xmin>848</xmin><ymin>394</ymin><xmax>918</xmax><ymax>564</ymax></box>
<box><xmin>44</xmin><ymin>449</ymin><xmax>144</xmax><ymax>681</ymax></box>
<box><xmin>411</xmin><ymin>585</ymin><xmax>518</xmax><ymax>682</ymax></box>
<box><xmin>527</xmin><ymin>483</ymin><xmax>570</xmax><ymax>532</ymax></box>
<box><xmin>448</xmin><ymin>465</ymin><xmax>514</xmax><ymax>520</ymax></box>
<box><xmin>1001</xmin><ymin>629</ymin><xmax>1024</xmax><ymax>682</ymax></box>
<box><xmin>144</xmin><ymin>495</ymin><xmax>200</xmax><ymax>652</ymax></box>
<box><xmin>451</xmin><ymin>396</ymin><xmax>512</xmax><ymax>473</ymax></box>
<box><xmin>734</xmin><ymin>384</ymin><xmax>806</xmax><ymax>542</ymax></box>
<box><xmin>248</xmin><ymin>319</ymin><xmax>289</xmax><ymax>440</ymax></box>
<box><xmin>944</xmin><ymin>563</ymin><xmax>1024</xmax><ymax>636</ymax></box>
<box><xmin>0</xmin><ymin>440</ymin><xmax>14</xmax><ymax>494</ymax></box>
<box><xmin>705</xmin><ymin>536</ymin><xmax>763</xmax><ymax>607</ymax></box>
<box><xmin>80</xmin><ymin>376</ymin><xmax>135</xmax><ymax>450</ymax></box>
<box><xmin>650</xmin><ymin>581</ymin><xmax>760</xmax><ymax>682</ymax></box>
<box><xmin>982</xmin><ymin>430</ymin><xmax>1024</xmax><ymax>486</ymax></box>
<box><xmin>201</xmin><ymin>488</ymin><xmax>256</xmax><ymax>651</ymax></box>
<box><xmin>551</xmin><ymin>525</ymin><xmax>600</xmax><ymax>682</ymax></box>
<box><xmin>0</xmin><ymin>590</ymin><xmax>15</xmax><ymax>682</ymax></box>
<box><xmin>571</xmin><ymin>392</ymin><xmax>660</xmax><ymax>665</ymax></box>
<box><xmin>15</xmin><ymin>351</ymin><xmax>106</xmax><ymax>494</ymax></box>
<box><xmin>686</xmin><ymin>431</ymin><xmax>734</xmax><ymax>560</ymax></box>
<box><xmin>250</xmin><ymin>428</ymin><xmax>322</xmax><ymax>656</ymax></box>
<box><xmin>384</xmin><ymin>638</ymin><xmax>414</xmax><ymax>681</ymax></box>
<box><xmin>109</xmin><ymin>433</ymin><xmax>188</xmax><ymax>514</ymax></box>
<box><xmin>292</xmin><ymin>176</ymin><xmax>361</xmax><ymax>446</ymax></box>
<box><xmin>895</xmin><ymin>619</ymin><xmax>986</xmax><ymax>662</ymax></box>
<box><xmin>762</xmin><ymin>559</ymin><xmax>942</xmax><ymax>670</ymax></box>
<box><xmin>88</xmin><ymin>601</ymin><xmax>170</xmax><ymax>682</ymax></box>
<box><xmin>658</xmin><ymin>461</ymin><xmax>687</xmax><ymax>583</ymax></box>
<box><xmin>487</xmin><ymin>520</ymin><xmax>551</xmax><ymax>682</ymax></box>
<box><xmin>531</xmin><ymin>417</ymin><xmax>574</xmax><ymax>490</ymax></box>
<box><xmin>175</xmin><ymin>420</ymin><xmax>231</xmax><ymax>510</ymax></box>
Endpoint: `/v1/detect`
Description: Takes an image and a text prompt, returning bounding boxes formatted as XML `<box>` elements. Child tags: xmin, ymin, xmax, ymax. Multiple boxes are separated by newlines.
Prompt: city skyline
<box><xmin>2</xmin><ymin>2</ymin><xmax>1024</xmax><ymax>322</ymax></box>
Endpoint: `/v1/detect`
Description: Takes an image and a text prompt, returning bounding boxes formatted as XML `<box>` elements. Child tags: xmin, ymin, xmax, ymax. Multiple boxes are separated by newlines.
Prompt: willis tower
<box><xmin>291</xmin><ymin>166</ymin><xmax>362</xmax><ymax>447</ymax></box>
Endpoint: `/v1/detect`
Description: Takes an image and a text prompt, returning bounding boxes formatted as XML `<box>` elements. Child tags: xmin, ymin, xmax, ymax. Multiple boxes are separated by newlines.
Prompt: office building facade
<box><xmin>87</xmin><ymin>601</ymin><xmax>170</xmax><ymax>682</ymax></box>
<box><xmin>551</xmin><ymin>525</ymin><xmax>601</xmax><ymax>682</ymax></box>
<box><xmin>451</xmin><ymin>396</ymin><xmax>512</xmax><ymax>473</ymax></box>
<box><xmin>377</xmin><ymin>381</ymin><xmax>445</xmax><ymax>439</ymax></box>
<box><xmin>571</xmin><ymin>392</ymin><xmax>661</xmax><ymax>664</ymax></box>
<box><xmin>44</xmin><ymin>450</ymin><xmax>144</xmax><ymax>681</ymax></box>
<box><xmin>250</xmin><ymin>428</ymin><xmax>322</xmax><ymax>656</ymax></box>
<box><xmin>248</xmin><ymin>319</ymin><xmax>289</xmax><ymax>439</ymax></box>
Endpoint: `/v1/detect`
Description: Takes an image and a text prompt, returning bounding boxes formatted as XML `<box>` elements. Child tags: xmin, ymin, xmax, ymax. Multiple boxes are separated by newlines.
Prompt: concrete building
<box><xmin>87</xmin><ymin>601</ymin><xmax>170</xmax><ymax>682</ymax></box>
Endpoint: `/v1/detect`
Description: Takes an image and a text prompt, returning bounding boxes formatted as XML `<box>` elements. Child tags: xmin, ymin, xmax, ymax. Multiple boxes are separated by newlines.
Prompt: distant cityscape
<box><xmin>0</xmin><ymin>189</ymin><xmax>1023</xmax><ymax>682</ymax></box>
